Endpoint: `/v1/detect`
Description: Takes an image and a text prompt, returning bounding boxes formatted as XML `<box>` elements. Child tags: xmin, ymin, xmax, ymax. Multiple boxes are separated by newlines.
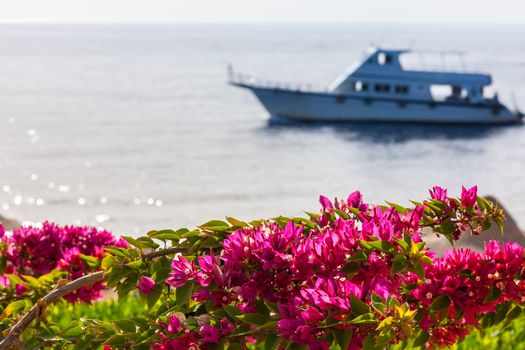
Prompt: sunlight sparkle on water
<box><xmin>58</xmin><ymin>185</ymin><xmax>70</xmax><ymax>193</ymax></box>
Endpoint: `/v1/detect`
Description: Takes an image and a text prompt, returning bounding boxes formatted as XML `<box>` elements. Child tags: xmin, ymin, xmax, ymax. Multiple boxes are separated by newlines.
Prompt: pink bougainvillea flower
<box><xmin>199</xmin><ymin>324</ymin><xmax>221</xmax><ymax>343</ymax></box>
<box><xmin>166</xmin><ymin>256</ymin><xmax>197</xmax><ymax>288</ymax></box>
<box><xmin>461</xmin><ymin>185</ymin><xmax>478</xmax><ymax>207</ymax></box>
<box><xmin>319</xmin><ymin>195</ymin><xmax>333</xmax><ymax>210</ymax></box>
<box><xmin>429</xmin><ymin>186</ymin><xmax>448</xmax><ymax>201</ymax></box>
<box><xmin>136</xmin><ymin>276</ymin><xmax>156</xmax><ymax>295</ymax></box>
<box><xmin>15</xmin><ymin>284</ymin><xmax>26</xmax><ymax>296</ymax></box>
<box><xmin>167</xmin><ymin>314</ymin><xmax>182</xmax><ymax>334</ymax></box>
<box><xmin>347</xmin><ymin>190</ymin><xmax>368</xmax><ymax>211</ymax></box>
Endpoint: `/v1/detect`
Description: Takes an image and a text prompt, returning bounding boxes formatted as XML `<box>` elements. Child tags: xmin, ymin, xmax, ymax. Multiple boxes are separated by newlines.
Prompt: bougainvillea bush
<box><xmin>0</xmin><ymin>186</ymin><xmax>524</xmax><ymax>350</ymax></box>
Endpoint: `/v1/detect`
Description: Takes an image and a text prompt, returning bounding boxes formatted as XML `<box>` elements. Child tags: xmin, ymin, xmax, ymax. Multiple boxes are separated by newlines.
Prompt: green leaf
<box><xmin>199</xmin><ymin>220</ymin><xmax>230</xmax><ymax>231</ymax></box>
<box><xmin>366</xmin><ymin>240</ymin><xmax>394</xmax><ymax>252</ymax></box>
<box><xmin>114</xmin><ymin>319</ymin><xmax>137</xmax><ymax>333</ymax></box>
<box><xmin>21</xmin><ymin>275</ymin><xmax>40</xmax><ymax>288</ymax></box>
<box><xmin>105</xmin><ymin>246</ymin><xmax>127</xmax><ymax>257</ymax></box>
<box><xmin>391</xmin><ymin>260</ymin><xmax>406</xmax><ymax>274</ymax></box>
<box><xmin>23</xmin><ymin>336</ymin><xmax>44</xmax><ymax>350</ymax></box>
<box><xmin>265</xmin><ymin>332</ymin><xmax>282</xmax><ymax>350</ymax></box>
<box><xmin>348</xmin><ymin>313</ymin><xmax>377</xmax><ymax>324</ymax></box>
<box><xmin>230</xmin><ymin>324</ymin><xmax>252</xmax><ymax>337</ymax></box>
<box><xmin>371</xmin><ymin>292</ymin><xmax>384</xmax><ymax>303</ymax></box>
<box><xmin>223</xmin><ymin>304</ymin><xmax>243</xmax><ymax>318</ymax></box>
<box><xmin>73</xmin><ymin>334</ymin><xmax>96</xmax><ymax>350</ymax></box>
<box><xmin>181</xmin><ymin>229</ymin><xmax>200</xmax><ymax>238</ymax></box>
<box><xmin>101</xmin><ymin>256</ymin><xmax>115</xmax><ymax>270</ymax></box>
<box><xmin>334</xmin><ymin>209</ymin><xmax>350</xmax><ymax>219</ymax></box>
<box><xmin>176</xmin><ymin>282</ymin><xmax>194</xmax><ymax>308</ymax></box>
<box><xmin>436</xmin><ymin>218</ymin><xmax>455</xmax><ymax>235</ymax></box>
<box><xmin>136</xmin><ymin>236</ymin><xmax>160</xmax><ymax>249</ymax></box>
<box><xmin>430</xmin><ymin>295</ymin><xmax>450</xmax><ymax>311</ymax></box>
<box><xmin>146</xmin><ymin>286</ymin><xmax>162</xmax><ymax>308</ymax></box>
<box><xmin>149</xmin><ymin>229</ymin><xmax>187</xmax><ymax>241</ymax></box>
<box><xmin>385</xmin><ymin>201</ymin><xmax>408</xmax><ymax>214</ymax></box>
<box><xmin>495</xmin><ymin>301</ymin><xmax>511</xmax><ymax>325</ymax></box>
<box><xmin>236</xmin><ymin>313</ymin><xmax>269</xmax><ymax>325</ymax></box>
<box><xmin>409</xmin><ymin>263</ymin><xmax>425</xmax><ymax>278</ymax></box>
<box><xmin>151</xmin><ymin>266</ymin><xmax>171</xmax><ymax>284</ymax></box>
<box><xmin>394</xmin><ymin>238</ymin><xmax>409</xmax><ymax>251</ymax></box>
<box><xmin>502</xmin><ymin>306</ymin><xmax>523</xmax><ymax>327</ymax></box>
<box><xmin>362</xmin><ymin>335</ymin><xmax>381</xmax><ymax>350</ymax></box>
<box><xmin>255</xmin><ymin>299</ymin><xmax>270</xmax><ymax>317</ymax></box>
<box><xmin>226</xmin><ymin>217</ymin><xmax>249</xmax><ymax>227</ymax></box>
<box><xmin>1</xmin><ymin>300</ymin><xmax>26</xmax><ymax>319</ymax></box>
<box><xmin>79</xmin><ymin>254</ymin><xmax>99</xmax><ymax>268</ymax></box>
<box><xmin>104</xmin><ymin>335</ymin><xmax>127</xmax><ymax>346</ymax></box>
<box><xmin>484</xmin><ymin>286</ymin><xmax>502</xmax><ymax>303</ymax></box>
<box><xmin>126</xmin><ymin>260</ymin><xmax>145</xmax><ymax>269</ymax></box>
<box><xmin>123</xmin><ymin>236</ymin><xmax>144</xmax><ymax>249</ymax></box>
<box><xmin>495</xmin><ymin>218</ymin><xmax>504</xmax><ymax>234</ymax></box>
<box><xmin>342</xmin><ymin>262</ymin><xmax>360</xmax><ymax>274</ymax></box>
<box><xmin>412</xmin><ymin>330</ymin><xmax>430</xmax><ymax>348</ymax></box>
<box><xmin>347</xmin><ymin>251</ymin><xmax>368</xmax><ymax>262</ymax></box>
<box><xmin>334</xmin><ymin>328</ymin><xmax>353</xmax><ymax>350</ymax></box>
<box><xmin>350</xmin><ymin>295</ymin><xmax>370</xmax><ymax>316</ymax></box>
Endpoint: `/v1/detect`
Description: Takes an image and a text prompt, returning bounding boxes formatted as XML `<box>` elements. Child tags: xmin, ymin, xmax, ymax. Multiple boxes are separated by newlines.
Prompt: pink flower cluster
<box><xmin>153</xmin><ymin>187</ymin><xmax>524</xmax><ymax>349</ymax></box>
<box><xmin>154</xmin><ymin>316</ymin><xmax>234</xmax><ymax>350</ymax></box>
<box><xmin>413</xmin><ymin>241</ymin><xmax>525</xmax><ymax>347</ymax></box>
<box><xmin>0</xmin><ymin>221</ymin><xmax>127</xmax><ymax>303</ymax></box>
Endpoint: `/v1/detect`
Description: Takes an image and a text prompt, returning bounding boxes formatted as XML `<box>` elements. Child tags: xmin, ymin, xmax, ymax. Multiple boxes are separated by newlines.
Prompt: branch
<box><xmin>144</xmin><ymin>247</ymin><xmax>186</xmax><ymax>260</ymax></box>
<box><xmin>0</xmin><ymin>246</ymin><xmax>186</xmax><ymax>350</ymax></box>
<box><xmin>0</xmin><ymin>271</ymin><xmax>104</xmax><ymax>349</ymax></box>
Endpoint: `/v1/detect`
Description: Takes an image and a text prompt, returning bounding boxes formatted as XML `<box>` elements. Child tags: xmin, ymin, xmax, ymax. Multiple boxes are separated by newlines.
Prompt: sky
<box><xmin>0</xmin><ymin>0</ymin><xmax>524</xmax><ymax>24</ymax></box>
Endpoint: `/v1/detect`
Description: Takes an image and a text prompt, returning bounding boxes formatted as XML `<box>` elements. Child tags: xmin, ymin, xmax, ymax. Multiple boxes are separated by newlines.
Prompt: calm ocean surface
<box><xmin>1</xmin><ymin>23</ymin><xmax>525</xmax><ymax>235</ymax></box>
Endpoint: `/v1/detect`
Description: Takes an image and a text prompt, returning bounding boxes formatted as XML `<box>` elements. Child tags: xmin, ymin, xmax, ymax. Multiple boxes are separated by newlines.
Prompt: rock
<box><xmin>423</xmin><ymin>195</ymin><xmax>525</xmax><ymax>255</ymax></box>
<box><xmin>0</xmin><ymin>214</ymin><xmax>21</xmax><ymax>231</ymax></box>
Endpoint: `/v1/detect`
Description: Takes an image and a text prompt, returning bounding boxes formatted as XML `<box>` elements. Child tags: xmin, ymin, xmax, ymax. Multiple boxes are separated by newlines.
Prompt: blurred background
<box><xmin>0</xmin><ymin>1</ymin><xmax>524</xmax><ymax>235</ymax></box>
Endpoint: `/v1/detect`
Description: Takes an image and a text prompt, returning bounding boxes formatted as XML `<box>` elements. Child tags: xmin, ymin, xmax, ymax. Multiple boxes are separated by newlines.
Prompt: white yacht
<box><xmin>229</xmin><ymin>47</ymin><xmax>523</xmax><ymax>124</ymax></box>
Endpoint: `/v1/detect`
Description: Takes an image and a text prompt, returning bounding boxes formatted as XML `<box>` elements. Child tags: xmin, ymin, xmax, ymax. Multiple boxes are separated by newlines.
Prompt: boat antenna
<box><xmin>440</xmin><ymin>52</ymin><xmax>446</xmax><ymax>71</ymax></box>
<box><xmin>227</xmin><ymin>63</ymin><xmax>234</xmax><ymax>81</ymax></box>
<box><xmin>512</xmin><ymin>92</ymin><xmax>523</xmax><ymax>116</ymax></box>
<box><xmin>459</xmin><ymin>53</ymin><xmax>467</xmax><ymax>72</ymax></box>
<box><xmin>418</xmin><ymin>52</ymin><xmax>426</xmax><ymax>70</ymax></box>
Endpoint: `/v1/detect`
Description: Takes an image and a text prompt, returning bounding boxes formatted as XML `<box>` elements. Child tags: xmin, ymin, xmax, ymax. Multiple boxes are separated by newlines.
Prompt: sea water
<box><xmin>0</xmin><ymin>23</ymin><xmax>524</xmax><ymax>235</ymax></box>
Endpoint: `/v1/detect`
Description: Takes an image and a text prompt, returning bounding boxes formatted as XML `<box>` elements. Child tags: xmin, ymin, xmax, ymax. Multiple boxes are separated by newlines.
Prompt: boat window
<box><xmin>352</xmin><ymin>81</ymin><xmax>369</xmax><ymax>92</ymax></box>
<box><xmin>377</xmin><ymin>53</ymin><xmax>386</xmax><ymax>65</ymax></box>
<box><xmin>374</xmin><ymin>83</ymin><xmax>390</xmax><ymax>93</ymax></box>
<box><xmin>377</xmin><ymin>53</ymin><xmax>393</xmax><ymax>65</ymax></box>
<box><xmin>395</xmin><ymin>85</ymin><xmax>409</xmax><ymax>94</ymax></box>
<box><xmin>430</xmin><ymin>84</ymin><xmax>468</xmax><ymax>101</ymax></box>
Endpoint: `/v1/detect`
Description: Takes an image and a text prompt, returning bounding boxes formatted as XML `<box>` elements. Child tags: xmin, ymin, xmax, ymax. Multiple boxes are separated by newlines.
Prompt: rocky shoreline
<box><xmin>0</xmin><ymin>214</ymin><xmax>20</xmax><ymax>231</ymax></box>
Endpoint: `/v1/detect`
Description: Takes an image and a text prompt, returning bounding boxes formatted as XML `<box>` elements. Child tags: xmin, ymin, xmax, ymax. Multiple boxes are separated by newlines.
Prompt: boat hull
<box><xmin>241</xmin><ymin>85</ymin><xmax>519</xmax><ymax>124</ymax></box>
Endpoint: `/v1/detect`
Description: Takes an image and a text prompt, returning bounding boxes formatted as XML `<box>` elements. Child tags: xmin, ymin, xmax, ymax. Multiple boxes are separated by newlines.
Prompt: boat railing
<box><xmin>228</xmin><ymin>69</ymin><xmax>328</xmax><ymax>92</ymax></box>
<box><xmin>399</xmin><ymin>52</ymin><xmax>486</xmax><ymax>74</ymax></box>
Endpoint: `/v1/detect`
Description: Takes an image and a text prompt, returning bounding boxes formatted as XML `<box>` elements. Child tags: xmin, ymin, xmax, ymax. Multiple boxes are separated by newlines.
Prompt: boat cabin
<box><xmin>329</xmin><ymin>48</ymin><xmax>495</xmax><ymax>104</ymax></box>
